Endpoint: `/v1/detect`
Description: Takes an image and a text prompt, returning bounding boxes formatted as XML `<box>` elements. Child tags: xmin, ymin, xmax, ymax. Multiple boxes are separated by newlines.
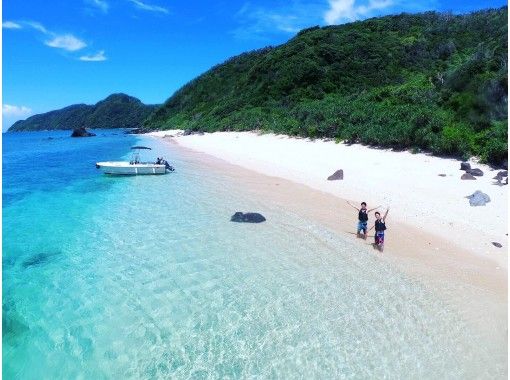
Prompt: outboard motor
<box><xmin>165</xmin><ymin>162</ymin><xmax>175</xmax><ymax>172</ymax></box>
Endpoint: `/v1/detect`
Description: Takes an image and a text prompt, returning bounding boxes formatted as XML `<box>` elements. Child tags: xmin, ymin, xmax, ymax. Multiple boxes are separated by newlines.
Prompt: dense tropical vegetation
<box><xmin>145</xmin><ymin>8</ymin><xmax>507</xmax><ymax>165</ymax></box>
<box><xmin>9</xmin><ymin>94</ymin><xmax>156</xmax><ymax>132</ymax></box>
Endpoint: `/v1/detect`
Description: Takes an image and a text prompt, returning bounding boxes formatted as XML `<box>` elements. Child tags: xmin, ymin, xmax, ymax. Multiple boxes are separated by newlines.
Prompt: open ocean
<box><xmin>2</xmin><ymin>130</ymin><xmax>506</xmax><ymax>379</ymax></box>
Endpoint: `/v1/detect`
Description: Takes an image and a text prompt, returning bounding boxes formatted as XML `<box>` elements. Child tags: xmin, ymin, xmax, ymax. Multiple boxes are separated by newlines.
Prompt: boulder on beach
<box><xmin>230</xmin><ymin>212</ymin><xmax>266</xmax><ymax>223</ymax></box>
<box><xmin>467</xmin><ymin>168</ymin><xmax>484</xmax><ymax>176</ymax></box>
<box><xmin>493</xmin><ymin>170</ymin><xmax>508</xmax><ymax>180</ymax></box>
<box><xmin>71</xmin><ymin>127</ymin><xmax>96</xmax><ymax>137</ymax></box>
<box><xmin>492</xmin><ymin>242</ymin><xmax>503</xmax><ymax>248</ymax></box>
<box><xmin>183</xmin><ymin>129</ymin><xmax>204</xmax><ymax>136</ymax></box>
<box><xmin>460</xmin><ymin>162</ymin><xmax>471</xmax><ymax>171</ymax></box>
<box><xmin>327</xmin><ymin>169</ymin><xmax>344</xmax><ymax>181</ymax></box>
<box><xmin>493</xmin><ymin>171</ymin><xmax>508</xmax><ymax>185</ymax></box>
<box><xmin>438</xmin><ymin>174</ymin><xmax>446</xmax><ymax>177</ymax></box>
<box><xmin>466</xmin><ymin>190</ymin><xmax>491</xmax><ymax>206</ymax></box>
<box><xmin>461</xmin><ymin>173</ymin><xmax>476</xmax><ymax>180</ymax></box>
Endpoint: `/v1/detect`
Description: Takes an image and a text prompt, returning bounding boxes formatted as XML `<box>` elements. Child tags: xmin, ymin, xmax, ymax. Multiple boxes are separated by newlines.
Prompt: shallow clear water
<box><xmin>3</xmin><ymin>131</ymin><xmax>506</xmax><ymax>379</ymax></box>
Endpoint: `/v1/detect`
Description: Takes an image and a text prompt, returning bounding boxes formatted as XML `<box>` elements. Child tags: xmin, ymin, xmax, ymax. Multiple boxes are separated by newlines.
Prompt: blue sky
<box><xmin>2</xmin><ymin>0</ymin><xmax>507</xmax><ymax>130</ymax></box>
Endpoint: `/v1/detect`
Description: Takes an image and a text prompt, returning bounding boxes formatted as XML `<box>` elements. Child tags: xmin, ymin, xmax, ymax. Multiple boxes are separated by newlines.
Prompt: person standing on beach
<box><xmin>369</xmin><ymin>208</ymin><xmax>389</xmax><ymax>252</ymax></box>
<box><xmin>346</xmin><ymin>201</ymin><xmax>380</xmax><ymax>239</ymax></box>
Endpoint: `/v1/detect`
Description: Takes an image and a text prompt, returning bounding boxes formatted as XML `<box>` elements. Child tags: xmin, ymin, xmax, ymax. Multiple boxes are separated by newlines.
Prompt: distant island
<box><xmin>144</xmin><ymin>8</ymin><xmax>507</xmax><ymax>166</ymax></box>
<box><xmin>8</xmin><ymin>93</ymin><xmax>157</xmax><ymax>132</ymax></box>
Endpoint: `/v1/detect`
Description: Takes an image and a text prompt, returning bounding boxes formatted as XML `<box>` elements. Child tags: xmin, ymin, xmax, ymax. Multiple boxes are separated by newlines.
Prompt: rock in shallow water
<box><xmin>465</xmin><ymin>190</ymin><xmax>491</xmax><ymax>206</ymax></box>
<box><xmin>71</xmin><ymin>127</ymin><xmax>96</xmax><ymax>137</ymax></box>
<box><xmin>230</xmin><ymin>212</ymin><xmax>266</xmax><ymax>223</ymax></box>
<box><xmin>22</xmin><ymin>251</ymin><xmax>60</xmax><ymax>268</ymax></box>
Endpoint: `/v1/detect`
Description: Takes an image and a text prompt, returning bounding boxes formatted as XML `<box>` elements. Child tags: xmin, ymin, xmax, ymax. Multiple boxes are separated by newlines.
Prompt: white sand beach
<box><xmin>150</xmin><ymin>130</ymin><xmax>507</xmax><ymax>268</ymax></box>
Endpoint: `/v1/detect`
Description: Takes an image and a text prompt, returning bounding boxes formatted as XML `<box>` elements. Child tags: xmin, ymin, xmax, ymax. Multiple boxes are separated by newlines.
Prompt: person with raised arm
<box><xmin>369</xmin><ymin>207</ymin><xmax>389</xmax><ymax>252</ymax></box>
<box><xmin>346</xmin><ymin>201</ymin><xmax>380</xmax><ymax>240</ymax></box>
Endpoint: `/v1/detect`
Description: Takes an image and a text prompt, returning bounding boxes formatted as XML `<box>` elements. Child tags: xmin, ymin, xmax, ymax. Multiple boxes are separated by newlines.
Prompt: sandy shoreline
<box><xmin>147</xmin><ymin>130</ymin><xmax>507</xmax><ymax>366</ymax></box>
<box><xmin>150</xmin><ymin>130</ymin><xmax>507</xmax><ymax>264</ymax></box>
<box><xmin>148</xmin><ymin>133</ymin><xmax>507</xmax><ymax>360</ymax></box>
<box><xmin>148</xmin><ymin>129</ymin><xmax>507</xmax><ymax>292</ymax></box>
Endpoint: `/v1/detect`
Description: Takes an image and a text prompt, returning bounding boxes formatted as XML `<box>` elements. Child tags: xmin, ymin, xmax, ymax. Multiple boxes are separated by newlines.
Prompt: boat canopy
<box><xmin>131</xmin><ymin>146</ymin><xmax>152</xmax><ymax>150</ymax></box>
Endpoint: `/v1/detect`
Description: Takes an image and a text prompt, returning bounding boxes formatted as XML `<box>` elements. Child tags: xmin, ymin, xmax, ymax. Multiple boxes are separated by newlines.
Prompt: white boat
<box><xmin>96</xmin><ymin>146</ymin><xmax>174</xmax><ymax>175</ymax></box>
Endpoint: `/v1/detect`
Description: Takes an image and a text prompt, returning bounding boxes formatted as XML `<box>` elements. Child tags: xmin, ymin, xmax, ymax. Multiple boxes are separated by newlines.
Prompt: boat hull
<box><xmin>96</xmin><ymin>162</ymin><xmax>167</xmax><ymax>175</ymax></box>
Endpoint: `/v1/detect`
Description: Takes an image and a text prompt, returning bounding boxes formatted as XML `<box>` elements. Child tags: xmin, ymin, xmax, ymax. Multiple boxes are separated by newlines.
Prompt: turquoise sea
<box><xmin>3</xmin><ymin>131</ymin><xmax>506</xmax><ymax>379</ymax></box>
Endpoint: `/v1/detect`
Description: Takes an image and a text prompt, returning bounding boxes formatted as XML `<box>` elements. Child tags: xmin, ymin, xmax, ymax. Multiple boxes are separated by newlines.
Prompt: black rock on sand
<box><xmin>467</xmin><ymin>168</ymin><xmax>484</xmax><ymax>176</ymax></box>
<box><xmin>460</xmin><ymin>162</ymin><xmax>471</xmax><ymax>171</ymax></box>
<box><xmin>493</xmin><ymin>171</ymin><xmax>508</xmax><ymax>181</ymax></box>
<box><xmin>230</xmin><ymin>212</ymin><xmax>266</xmax><ymax>223</ymax></box>
<box><xmin>461</xmin><ymin>173</ymin><xmax>476</xmax><ymax>180</ymax></box>
<box><xmin>327</xmin><ymin>169</ymin><xmax>344</xmax><ymax>180</ymax></box>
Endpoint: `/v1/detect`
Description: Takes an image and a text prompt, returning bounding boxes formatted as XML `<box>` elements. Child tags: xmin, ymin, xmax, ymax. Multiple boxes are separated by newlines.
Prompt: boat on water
<box><xmin>96</xmin><ymin>146</ymin><xmax>175</xmax><ymax>175</ymax></box>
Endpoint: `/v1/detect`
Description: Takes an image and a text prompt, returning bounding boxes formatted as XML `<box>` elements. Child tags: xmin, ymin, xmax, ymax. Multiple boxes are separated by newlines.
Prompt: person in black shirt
<box><xmin>346</xmin><ymin>201</ymin><xmax>380</xmax><ymax>240</ymax></box>
<box><xmin>369</xmin><ymin>208</ymin><xmax>389</xmax><ymax>252</ymax></box>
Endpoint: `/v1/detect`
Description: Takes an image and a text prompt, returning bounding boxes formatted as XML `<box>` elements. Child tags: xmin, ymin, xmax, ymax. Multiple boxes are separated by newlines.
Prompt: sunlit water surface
<box><xmin>3</xmin><ymin>131</ymin><xmax>506</xmax><ymax>379</ymax></box>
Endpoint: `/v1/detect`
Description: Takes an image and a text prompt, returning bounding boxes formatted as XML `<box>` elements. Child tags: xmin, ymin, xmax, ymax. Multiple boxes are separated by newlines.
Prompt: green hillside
<box><xmin>145</xmin><ymin>8</ymin><xmax>507</xmax><ymax>165</ymax></box>
<box><xmin>9</xmin><ymin>94</ymin><xmax>157</xmax><ymax>132</ymax></box>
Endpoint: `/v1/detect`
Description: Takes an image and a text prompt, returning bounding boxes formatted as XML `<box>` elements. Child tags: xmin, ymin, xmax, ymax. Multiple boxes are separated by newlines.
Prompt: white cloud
<box><xmin>45</xmin><ymin>34</ymin><xmax>87</xmax><ymax>51</ymax></box>
<box><xmin>25</xmin><ymin>21</ymin><xmax>49</xmax><ymax>34</ymax></box>
<box><xmin>5</xmin><ymin>20</ymin><xmax>97</xmax><ymax>58</ymax></box>
<box><xmin>324</xmin><ymin>0</ymin><xmax>393</xmax><ymax>25</ymax></box>
<box><xmin>128</xmin><ymin>0</ymin><xmax>169</xmax><ymax>14</ymax></box>
<box><xmin>3</xmin><ymin>21</ymin><xmax>22</xmax><ymax>29</ymax></box>
<box><xmin>233</xmin><ymin>2</ymin><xmax>324</xmax><ymax>40</ymax></box>
<box><xmin>87</xmin><ymin>0</ymin><xmax>109</xmax><ymax>12</ymax></box>
<box><xmin>80</xmin><ymin>50</ymin><xmax>107</xmax><ymax>61</ymax></box>
<box><xmin>2</xmin><ymin>105</ymin><xmax>34</xmax><ymax>131</ymax></box>
<box><xmin>3</xmin><ymin>104</ymin><xmax>32</xmax><ymax>117</ymax></box>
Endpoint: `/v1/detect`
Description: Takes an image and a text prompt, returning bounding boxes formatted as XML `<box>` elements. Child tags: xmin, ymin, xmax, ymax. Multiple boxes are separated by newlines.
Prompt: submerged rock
<box><xmin>466</xmin><ymin>190</ymin><xmax>491</xmax><ymax>206</ymax></box>
<box><xmin>461</xmin><ymin>173</ymin><xmax>476</xmax><ymax>180</ymax></box>
<box><xmin>3</xmin><ymin>300</ymin><xmax>30</xmax><ymax>339</ymax></box>
<box><xmin>22</xmin><ymin>251</ymin><xmax>60</xmax><ymax>268</ymax></box>
<box><xmin>71</xmin><ymin>127</ymin><xmax>96</xmax><ymax>137</ymax></box>
<box><xmin>327</xmin><ymin>169</ymin><xmax>344</xmax><ymax>180</ymax></box>
<box><xmin>460</xmin><ymin>162</ymin><xmax>471</xmax><ymax>171</ymax></box>
<box><xmin>230</xmin><ymin>212</ymin><xmax>266</xmax><ymax>223</ymax></box>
